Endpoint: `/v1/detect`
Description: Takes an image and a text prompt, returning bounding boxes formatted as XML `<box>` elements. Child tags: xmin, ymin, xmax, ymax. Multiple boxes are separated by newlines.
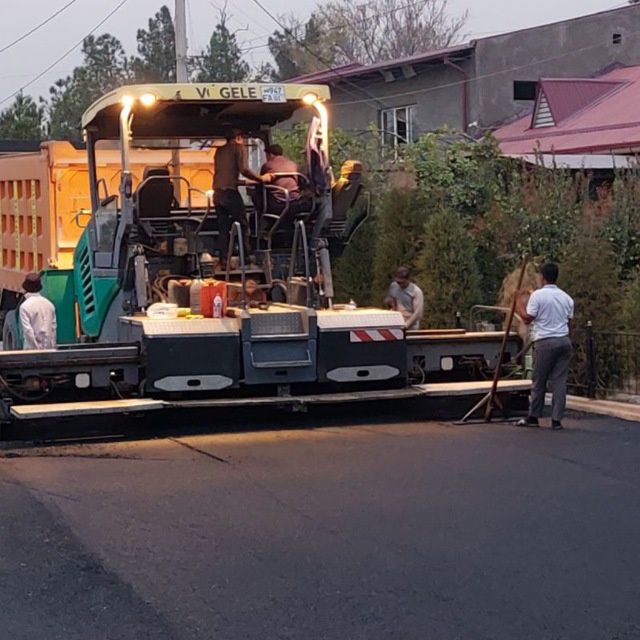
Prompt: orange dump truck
<box><xmin>0</xmin><ymin>141</ymin><xmax>215</xmax><ymax>322</ymax></box>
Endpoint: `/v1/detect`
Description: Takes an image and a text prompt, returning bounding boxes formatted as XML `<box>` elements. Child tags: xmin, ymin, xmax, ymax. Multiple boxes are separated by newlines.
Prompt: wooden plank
<box><xmin>8</xmin><ymin>380</ymin><xmax>531</xmax><ymax>420</ymax></box>
<box><xmin>168</xmin><ymin>387</ymin><xmax>424</xmax><ymax>409</ymax></box>
<box><xmin>407</xmin><ymin>331</ymin><xmax>519</xmax><ymax>343</ymax></box>
<box><xmin>407</xmin><ymin>329</ymin><xmax>466</xmax><ymax>336</ymax></box>
<box><xmin>11</xmin><ymin>399</ymin><xmax>165</xmax><ymax>420</ymax></box>
<box><xmin>417</xmin><ymin>379</ymin><xmax>531</xmax><ymax>397</ymax></box>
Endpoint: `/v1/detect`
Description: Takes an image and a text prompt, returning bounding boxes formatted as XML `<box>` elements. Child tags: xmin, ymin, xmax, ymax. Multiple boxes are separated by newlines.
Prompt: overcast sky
<box><xmin>0</xmin><ymin>0</ymin><xmax>629</xmax><ymax>106</ymax></box>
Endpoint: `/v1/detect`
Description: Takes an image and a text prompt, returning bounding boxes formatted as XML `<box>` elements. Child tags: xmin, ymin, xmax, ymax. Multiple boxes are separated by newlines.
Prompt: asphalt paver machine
<box><xmin>0</xmin><ymin>83</ymin><xmax>528</xmax><ymax>427</ymax></box>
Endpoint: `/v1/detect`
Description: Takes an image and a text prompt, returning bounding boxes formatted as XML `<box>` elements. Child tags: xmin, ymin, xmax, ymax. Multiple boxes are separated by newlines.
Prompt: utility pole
<box><xmin>173</xmin><ymin>0</ymin><xmax>188</xmax><ymax>200</ymax></box>
<box><xmin>175</xmin><ymin>0</ymin><xmax>188</xmax><ymax>82</ymax></box>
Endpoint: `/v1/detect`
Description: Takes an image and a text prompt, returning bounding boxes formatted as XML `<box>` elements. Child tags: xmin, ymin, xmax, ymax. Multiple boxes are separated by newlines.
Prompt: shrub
<box><xmin>622</xmin><ymin>268</ymin><xmax>640</xmax><ymax>332</ymax></box>
<box><xmin>561</xmin><ymin>231</ymin><xmax>623</xmax><ymax>393</ymax></box>
<box><xmin>561</xmin><ymin>231</ymin><xmax>621</xmax><ymax>332</ymax></box>
<box><xmin>415</xmin><ymin>208</ymin><xmax>481</xmax><ymax>328</ymax></box>
<box><xmin>371</xmin><ymin>188</ymin><xmax>427</xmax><ymax>304</ymax></box>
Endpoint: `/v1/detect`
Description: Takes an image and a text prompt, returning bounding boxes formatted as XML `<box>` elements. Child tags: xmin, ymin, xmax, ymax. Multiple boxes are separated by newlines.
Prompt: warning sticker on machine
<box><xmin>350</xmin><ymin>329</ymin><xmax>404</xmax><ymax>343</ymax></box>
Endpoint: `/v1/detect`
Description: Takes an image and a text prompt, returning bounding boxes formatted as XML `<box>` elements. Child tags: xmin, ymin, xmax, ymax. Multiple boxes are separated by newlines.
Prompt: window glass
<box><xmin>95</xmin><ymin>198</ymin><xmax>118</xmax><ymax>252</ymax></box>
<box><xmin>380</xmin><ymin>105</ymin><xmax>416</xmax><ymax>149</ymax></box>
<box><xmin>396</xmin><ymin>108</ymin><xmax>408</xmax><ymax>144</ymax></box>
<box><xmin>381</xmin><ymin>110</ymin><xmax>395</xmax><ymax>148</ymax></box>
<box><xmin>408</xmin><ymin>106</ymin><xmax>416</xmax><ymax>143</ymax></box>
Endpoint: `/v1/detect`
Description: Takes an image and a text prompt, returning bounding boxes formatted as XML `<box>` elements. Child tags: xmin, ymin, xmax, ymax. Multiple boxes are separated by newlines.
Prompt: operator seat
<box><xmin>136</xmin><ymin>166</ymin><xmax>174</xmax><ymax>219</ymax></box>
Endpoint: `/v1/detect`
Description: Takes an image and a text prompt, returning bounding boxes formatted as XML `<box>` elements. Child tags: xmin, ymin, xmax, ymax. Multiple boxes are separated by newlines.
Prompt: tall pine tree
<box><xmin>0</xmin><ymin>93</ymin><xmax>43</xmax><ymax>139</ymax></box>
<box><xmin>131</xmin><ymin>5</ymin><xmax>176</xmax><ymax>83</ymax></box>
<box><xmin>194</xmin><ymin>10</ymin><xmax>249</xmax><ymax>82</ymax></box>
<box><xmin>268</xmin><ymin>14</ymin><xmax>337</xmax><ymax>80</ymax></box>
<box><xmin>48</xmin><ymin>34</ymin><xmax>130</xmax><ymax>140</ymax></box>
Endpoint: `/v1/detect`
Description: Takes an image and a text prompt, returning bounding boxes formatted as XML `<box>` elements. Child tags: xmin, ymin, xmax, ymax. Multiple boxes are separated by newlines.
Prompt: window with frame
<box><xmin>380</xmin><ymin>105</ymin><xmax>416</xmax><ymax>149</ymax></box>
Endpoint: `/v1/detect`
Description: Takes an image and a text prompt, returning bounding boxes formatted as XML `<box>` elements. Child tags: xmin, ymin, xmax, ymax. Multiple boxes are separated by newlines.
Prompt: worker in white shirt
<box><xmin>385</xmin><ymin>267</ymin><xmax>424</xmax><ymax>330</ymax></box>
<box><xmin>516</xmin><ymin>262</ymin><xmax>574</xmax><ymax>430</ymax></box>
<box><xmin>19</xmin><ymin>272</ymin><xmax>57</xmax><ymax>350</ymax></box>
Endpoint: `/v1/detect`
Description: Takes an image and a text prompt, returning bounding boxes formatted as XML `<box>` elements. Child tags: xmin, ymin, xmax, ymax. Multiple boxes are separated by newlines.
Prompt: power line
<box><xmin>209</xmin><ymin>0</ymin><xmax>272</xmax><ymax>46</ymax></box>
<box><xmin>246</xmin><ymin>0</ymin><xmax>389</xmax><ymax>109</ymax></box>
<box><xmin>243</xmin><ymin>0</ymin><xmax>469</xmax><ymax>136</ymax></box>
<box><xmin>0</xmin><ymin>0</ymin><xmax>131</xmax><ymax>108</ymax></box>
<box><xmin>238</xmin><ymin>0</ymin><xmax>433</xmax><ymax>55</ymax></box>
<box><xmin>246</xmin><ymin>0</ymin><xmax>639</xmax><ymax>142</ymax></box>
<box><xmin>332</xmin><ymin>31</ymin><xmax>631</xmax><ymax>107</ymax></box>
<box><xmin>245</xmin><ymin>0</ymin><xmax>453</xmax><ymax>140</ymax></box>
<box><xmin>0</xmin><ymin>0</ymin><xmax>81</xmax><ymax>55</ymax></box>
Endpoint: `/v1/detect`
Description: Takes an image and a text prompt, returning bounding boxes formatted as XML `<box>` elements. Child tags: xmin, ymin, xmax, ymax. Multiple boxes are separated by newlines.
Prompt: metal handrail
<box><xmin>225</xmin><ymin>221</ymin><xmax>247</xmax><ymax>310</ymax></box>
<box><xmin>263</xmin><ymin>184</ymin><xmax>292</xmax><ymax>249</ymax></box>
<box><xmin>470</xmin><ymin>304</ymin><xmax>524</xmax><ymax>328</ymax></box>
<box><xmin>288</xmin><ymin>220</ymin><xmax>312</xmax><ymax>308</ymax></box>
<box><xmin>262</xmin><ymin>174</ymin><xmax>315</xmax><ymax>252</ymax></box>
<box><xmin>134</xmin><ymin>174</ymin><xmax>193</xmax><ymax>212</ymax></box>
<box><xmin>96</xmin><ymin>178</ymin><xmax>110</xmax><ymax>202</ymax></box>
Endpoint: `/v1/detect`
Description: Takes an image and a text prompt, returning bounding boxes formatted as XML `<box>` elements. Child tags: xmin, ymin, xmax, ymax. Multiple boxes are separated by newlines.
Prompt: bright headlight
<box><xmin>140</xmin><ymin>93</ymin><xmax>157</xmax><ymax>107</ymax></box>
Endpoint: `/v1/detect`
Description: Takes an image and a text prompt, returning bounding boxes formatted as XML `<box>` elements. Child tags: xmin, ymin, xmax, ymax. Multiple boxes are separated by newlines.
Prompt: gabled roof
<box><xmin>534</xmin><ymin>78</ymin><xmax>624</xmax><ymax>127</ymax></box>
<box><xmin>288</xmin><ymin>43</ymin><xmax>474</xmax><ymax>84</ymax></box>
<box><xmin>495</xmin><ymin>66</ymin><xmax>640</xmax><ymax>155</ymax></box>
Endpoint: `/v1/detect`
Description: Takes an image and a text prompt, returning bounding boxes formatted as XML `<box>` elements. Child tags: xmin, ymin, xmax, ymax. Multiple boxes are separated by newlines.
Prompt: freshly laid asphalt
<box><xmin>1</xmin><ymin>410</ymin><xmax>639</xmax><ymax>640</ymax></box>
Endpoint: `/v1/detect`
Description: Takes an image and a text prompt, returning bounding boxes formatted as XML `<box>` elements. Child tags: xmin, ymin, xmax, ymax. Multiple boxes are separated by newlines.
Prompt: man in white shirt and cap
<box><xmin>19</xmin><ymin>272</ymin><xmax>57</xmax><ymax>350</ymax></box>
<box><xmin>516</xmin><ymin>262</ymin><xmax>574</xmax><ymax>430</ymax></box>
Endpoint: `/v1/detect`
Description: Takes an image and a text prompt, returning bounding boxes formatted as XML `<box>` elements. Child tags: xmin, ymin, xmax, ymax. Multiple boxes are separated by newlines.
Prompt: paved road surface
<box><xmin>1</xmin><ymin>412</ymin><xmax>640</xmax><ymax>640</ymax></box>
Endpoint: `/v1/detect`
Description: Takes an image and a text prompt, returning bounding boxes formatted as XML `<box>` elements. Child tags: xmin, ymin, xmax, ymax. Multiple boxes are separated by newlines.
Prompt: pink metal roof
<box><xmin>540</xmin><ymin>78</ymin><xmax>624</xmax><ymax>124</ymax></box>
<box><xmin>288</xmin><ymin>63</ymin><xmax>367</xmax><ymax>85</ymax></box>
<box><xmin>288</xmin><ymin>43</ymin><xmax>474</xmax><ymax>84</ymax></box>
<box><xmin>495</xmin><ymin>66</ymin><xmax>640</xmax><ymax>155</ymax></box>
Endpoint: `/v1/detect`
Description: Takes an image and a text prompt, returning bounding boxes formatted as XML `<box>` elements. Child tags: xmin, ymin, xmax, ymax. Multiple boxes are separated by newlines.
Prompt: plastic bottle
<box><xmin>213</xmin><ymin>293</ymin><xmax>223</xmax><ymax>318</ymax></box>
<box><xmin>199</xmin><ymin>252</ymin><xmax>215</xmax><ymax>278</ymax></box>
<box><xmin>201</xmin><ymin>279</ymin><xmax>227</xmax><ymax>317</ymax></box>
<box><xmin>190</xmin><ymin>278</ymin><xmax>203</xmax><ymax>315</ymax></box>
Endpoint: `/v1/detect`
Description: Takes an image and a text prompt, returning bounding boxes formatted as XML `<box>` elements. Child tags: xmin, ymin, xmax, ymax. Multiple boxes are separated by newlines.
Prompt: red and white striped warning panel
<box><xmin>350</xmin><ymin>328</ymin><xmax>404</xmax><ymax>343</ymax></box>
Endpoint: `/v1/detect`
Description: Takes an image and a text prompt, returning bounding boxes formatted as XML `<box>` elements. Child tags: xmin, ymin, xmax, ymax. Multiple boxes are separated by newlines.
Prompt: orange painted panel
<box><xmin>0</xmin><ymin>142</ymin><xmax>216</xmax><ymax>293</ymax></box>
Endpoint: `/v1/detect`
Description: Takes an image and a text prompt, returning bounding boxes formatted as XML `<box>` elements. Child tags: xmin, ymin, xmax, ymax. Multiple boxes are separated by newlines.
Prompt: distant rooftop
<box><xmin>495</xmin><ymin>65</ymin><xmax>640</xmax><ymax>155</ymax></box>
<box><xmin>289</xmin><ymin>3</ymin><xmax>640</xmax><ymax>86</ymax></box>
<box><xmin>289</xmin><ymin>44</ymin><xmax>474</xmax><ymax>84</ymax></box>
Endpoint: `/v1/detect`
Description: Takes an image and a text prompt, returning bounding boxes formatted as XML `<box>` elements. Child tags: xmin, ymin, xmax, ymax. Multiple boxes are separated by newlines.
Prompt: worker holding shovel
<box><xmin>516</xmin><ymin>263</ymin><xmax>574</xmax><ymax>430</ymax></box>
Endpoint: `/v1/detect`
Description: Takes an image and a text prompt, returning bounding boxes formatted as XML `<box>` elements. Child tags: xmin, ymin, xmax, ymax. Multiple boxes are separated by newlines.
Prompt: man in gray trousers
<box><xmin>516</xmin><ymin>263</ymin><xmax>574</xmax><ymax>430</ymax></box>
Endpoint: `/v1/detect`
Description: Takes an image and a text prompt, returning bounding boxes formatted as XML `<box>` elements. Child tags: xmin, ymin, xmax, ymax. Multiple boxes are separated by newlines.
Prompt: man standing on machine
<box><xmin>213</xmin><ymin>129</ymin><xmax>267</xmax><ymax>260</ymax></box>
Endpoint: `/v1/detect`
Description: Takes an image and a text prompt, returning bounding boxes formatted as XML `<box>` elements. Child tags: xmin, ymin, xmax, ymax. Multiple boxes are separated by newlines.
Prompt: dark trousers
<box><xmin>214</xmin><ymin>189</ymin><xmax>249</xmax><ymax>257</ymax></box>
<box><xmin>530</xmin><ymin>336</ymin><xmax>573</xmax><ymax>421</ymax></box>
<box><xmin>251</xmin><ymin>189</ymin><xmax>291</xmax><ymax>217</ymax></box>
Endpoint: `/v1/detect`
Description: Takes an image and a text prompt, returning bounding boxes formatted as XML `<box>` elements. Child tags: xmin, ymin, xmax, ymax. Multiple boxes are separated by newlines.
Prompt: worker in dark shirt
<box><xmin>213</xmin><ymin>129</ymin><xmax>265</xmax><ymax>259</ymax></box>
<box><xmin>253</xmin><ymin>144</ymin><xmax>301</xmax><ymax>215</ymax></box>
